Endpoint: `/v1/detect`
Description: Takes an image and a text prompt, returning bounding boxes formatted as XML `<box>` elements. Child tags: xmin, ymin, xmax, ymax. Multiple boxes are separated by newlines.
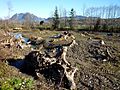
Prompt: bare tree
<box><xmin>59</xmin><ymin>7</ymin><xmax>64</xmax><ymax>29</ymax></box>
<box><xmin>113</xmin><ymin>5</ymin><xmax>117</xmax><ymax>18</ymax></box>
<box><xmin>52</xmin><ymin>6</ymin><xmax>60</xmax><ymax>30</ymax></box>
<box><xmin>82</xmin><ymin>4</ymin><xmax>86</xmax><ymax>16</ymax></box>
<box><xmin>7</xmin><ymin>0</ymin><xmax>13</xmax><ymax>19</ymax></box>
<box><xmin>84</xmin><ymin>5</ymin><xmax>120</xmax><ymax>31</ymax></box>
<box><xmin>63</xmin><ymin>8</ymin><xmax>67</xmax><ymax>28</ymax></box>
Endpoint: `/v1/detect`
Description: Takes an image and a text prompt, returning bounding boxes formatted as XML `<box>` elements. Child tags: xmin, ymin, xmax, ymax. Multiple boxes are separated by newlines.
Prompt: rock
<box><xmin>107</xmin><ymin>33</ymin><xmax>113</xmax><ymax>36</ymax></box>
<box><xmin>100</xmin><ymin>40</ymin><xmax>105</xmax><ymax>45</ymax></box>
<box><xmin>13</xmin><ymin>27</ymin><xmax>22</xmax><ymax>30</ymax></box>
<box><xmin>103</xmin><ymin>59</ymin><xmax>107</xmax><ymax>62</ymax></box>
<box><xmin>30</xmin><ymin>37</ymin><xmax>44</xmax><ymax>46</ymax></box>
<box><xmin>81</xmin><ymin>33</ymin><xmax>86</xmax><ymax>37</ymax></box>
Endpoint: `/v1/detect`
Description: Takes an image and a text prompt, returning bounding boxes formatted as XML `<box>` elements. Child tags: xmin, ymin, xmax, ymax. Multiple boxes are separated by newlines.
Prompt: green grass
<box><xmin>0</xmin><ymin>61</ymin><xmax>35</xmax><ymax>90</ymax></box>
<box><xmin>0</xmin><ymin>77</ymin><xmax>34</xmax><ymax>90</ymax></box>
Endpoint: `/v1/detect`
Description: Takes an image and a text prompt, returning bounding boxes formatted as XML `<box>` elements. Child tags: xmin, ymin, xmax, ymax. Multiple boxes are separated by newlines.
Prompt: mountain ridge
<box><xmin>10</xmin><ymin>12</ymin><xmax>45</xmax><ymax>23</ymax></box>
<box><xmin>10</xmin><ymin>12</ymin><xmax>89</xmax><ymax>23</ymax></box>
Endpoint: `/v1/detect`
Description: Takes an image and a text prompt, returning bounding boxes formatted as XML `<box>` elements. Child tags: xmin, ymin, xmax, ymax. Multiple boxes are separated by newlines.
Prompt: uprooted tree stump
<box><xmin>88</xmin><ymin>40</ymin><xmax>119</xmax><ymax>62</ymax></box>
<box><xmin>24</xmin><ymin>32</ymin><xmax>78</xmax><ymax>90</ymax></box>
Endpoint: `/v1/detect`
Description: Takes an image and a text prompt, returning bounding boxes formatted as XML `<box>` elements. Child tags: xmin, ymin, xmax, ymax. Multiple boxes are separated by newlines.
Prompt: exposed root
<box><xmin>24</xmin><ymin>32</ymin><xmax>78</xmax><ymax>89</ymax></box>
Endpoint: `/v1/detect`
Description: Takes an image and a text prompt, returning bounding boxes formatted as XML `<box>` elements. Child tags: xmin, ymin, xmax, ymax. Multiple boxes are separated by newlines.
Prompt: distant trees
<box><xmin>84</xmin><ymin>5</ymin><xmax>120</xmax><ymax>19</ymax></box>
<box><xmin>7</xmin><ymin>0</ymin><xmax>13</xmax><ymax>19</ymax></box>
<box><xmin>58</xmin><ymin>8</ymin><xmax>67</xmax><ymax>29</ymax></box>
<box><xmin>83</xmin><ymin>5</ymin><xmax>120</xmax><ymax>31</ymax></box>
<box><xmin>1</xmin><ymin>3</ymin><xmax>119</xmax><ymax>32</ymax></box>
<box><xmin>51</xmin><ymin>7</ymin><xmax>77</xmax><ymax>30</ymax></box>
<box><xmin>63</xmin><ymin>9</ymin><xmax>67</xmax><ymax>28</ymax></box>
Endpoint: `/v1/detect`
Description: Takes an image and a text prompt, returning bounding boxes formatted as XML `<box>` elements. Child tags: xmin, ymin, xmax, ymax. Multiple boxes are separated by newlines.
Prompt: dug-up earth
<box><xmin>0</xmin><ymin>29</ymin><xmax>120</xmax><ymax>90</ymax></box>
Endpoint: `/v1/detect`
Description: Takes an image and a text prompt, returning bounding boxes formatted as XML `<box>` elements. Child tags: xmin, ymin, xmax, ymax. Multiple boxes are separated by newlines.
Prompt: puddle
<box><xmin>10</xmin><ymin>33</ymin><xmax>30</xmax><ymax>44</ymax></box>
<box><xmin>8</xmin><ymin>59</ymin><xmax>25</xmax><ymax>69</ymax></box>
<box><xmin>7</xmin><ymin>58</ymin><xmax>37</xmax><ymax>78</ymax></box>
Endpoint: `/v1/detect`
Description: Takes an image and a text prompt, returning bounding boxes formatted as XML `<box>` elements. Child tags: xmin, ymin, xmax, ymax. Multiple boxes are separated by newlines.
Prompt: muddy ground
<box><xmin>0</xmin><ymin>29</ymin><xmax>120</xmax><ymax>90</ymax></box>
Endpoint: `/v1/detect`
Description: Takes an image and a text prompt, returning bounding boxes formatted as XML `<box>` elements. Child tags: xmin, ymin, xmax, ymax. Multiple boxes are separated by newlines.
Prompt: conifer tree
<box><xmin>69</xmin><ymin>8</ymin><xmax>75</xmax><ymax>29</ymax></box>
<box><xmin>52</xmin><ymin>6</ymin><xmax>60</xmax><ymax>30</ymax></box>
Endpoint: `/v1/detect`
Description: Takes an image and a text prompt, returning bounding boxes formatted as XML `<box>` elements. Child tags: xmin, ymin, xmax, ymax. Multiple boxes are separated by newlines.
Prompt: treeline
<box><xmin>49</xmin><ymin>5</ymin><xmax>120</xmax><ymax>32</ymax></box>
<box><xmin>83</xmin><ymin>5</ymin><xmax>120</xmax><ymax>32</ymax></box>
<box><xmin>0</xmin><ymin>5</ymin><xmax>120</xmax><ymax>32</ymax></box>
<box><xmin>50</xmin><ymin>7</ymin><xmax>76</xmax><ymax>30</ymax></box>
<box><xmin>84</xmin><ymin>5</ymin><xmax>120</xmax><ymax>18</ymax></box>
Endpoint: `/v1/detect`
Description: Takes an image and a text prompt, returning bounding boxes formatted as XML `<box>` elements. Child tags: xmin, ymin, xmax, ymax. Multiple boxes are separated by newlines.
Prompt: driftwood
<box><xmin>24</xmin><ymin>32</ymin><xmax>78</xmax><ymax>89</ymax></box>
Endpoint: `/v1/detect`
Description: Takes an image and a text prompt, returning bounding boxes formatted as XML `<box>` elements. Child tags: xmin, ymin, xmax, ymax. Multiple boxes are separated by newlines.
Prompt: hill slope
<box><xmin>10</xmin><ymin>13</ymin><xmax>45</xmax><ymax>23</ymax></box>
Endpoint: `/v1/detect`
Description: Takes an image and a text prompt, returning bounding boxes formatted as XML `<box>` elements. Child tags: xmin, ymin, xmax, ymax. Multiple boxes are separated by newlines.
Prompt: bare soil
<box><xmin>0</xmin><ymin>29</ymin><xmax>120</xmax><ymax>90</ymax></box>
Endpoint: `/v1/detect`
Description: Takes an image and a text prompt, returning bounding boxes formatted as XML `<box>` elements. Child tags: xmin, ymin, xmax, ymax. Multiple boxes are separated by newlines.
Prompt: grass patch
<box><xmin>0</xmin><ymin>77</ymin><xmax>34</xmax><ymax>90</ymax></box>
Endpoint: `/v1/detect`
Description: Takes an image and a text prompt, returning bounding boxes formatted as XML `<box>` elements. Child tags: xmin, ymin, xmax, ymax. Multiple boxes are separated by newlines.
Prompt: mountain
<box><xmin>10</xmin><ymin>12</ymin><xmax>89</xmax><ymax>23</ymax></box>
<box><xmin>10</xmin><ymin>13</ymin><xmax>45</xmax><ymax>23</ymax></box>
<box><xmin>45</xmin><ymin>16</ymin><xmax>87</xmax><ymax>22</ymax></box>
<box><xmin>75</xmin><ymin>15</ymin><xmax>87</xmax><ymax>19</ymax></box>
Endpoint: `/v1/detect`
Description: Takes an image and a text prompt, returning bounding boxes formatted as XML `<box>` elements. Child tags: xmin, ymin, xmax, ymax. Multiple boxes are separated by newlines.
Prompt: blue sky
<box><xmin>0</xmin><ymin>0</ymin><xmax>120</xmax><ymax>19</ymax></box>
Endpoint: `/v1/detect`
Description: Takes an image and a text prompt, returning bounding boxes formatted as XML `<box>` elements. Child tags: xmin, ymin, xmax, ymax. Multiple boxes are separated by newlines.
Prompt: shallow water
<box><xmin>8</xmin><ymin>59</ymin><xmax>25</xmax><ymax>69</ymax></box>
<box><xmin>10</xmin><ymin>33</ymin><xmax>30</xmax><ymax>43</ymax></box>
